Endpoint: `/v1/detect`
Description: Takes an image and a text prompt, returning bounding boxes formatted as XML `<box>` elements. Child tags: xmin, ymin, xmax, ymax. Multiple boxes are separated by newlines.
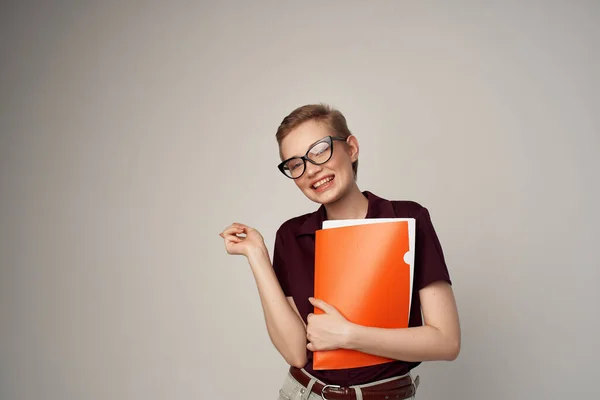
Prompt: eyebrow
<box><xmin>286</xmin><ymin>136</ymin><xmax>328</xmax><ymax>159</ymax></box>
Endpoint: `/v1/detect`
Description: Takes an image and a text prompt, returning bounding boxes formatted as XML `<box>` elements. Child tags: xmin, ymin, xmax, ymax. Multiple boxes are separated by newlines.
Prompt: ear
<box><xmin>346</xmin><ymin>135</ymin><xmax>359</xmax><ymax>162</ymax></box>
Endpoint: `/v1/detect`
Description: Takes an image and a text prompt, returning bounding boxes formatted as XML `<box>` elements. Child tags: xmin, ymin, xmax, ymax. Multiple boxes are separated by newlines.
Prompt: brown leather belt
<box><xmin>289</xmin><ymin>367</ymin><xmax>418</xmax><ymax>400</ymax></box>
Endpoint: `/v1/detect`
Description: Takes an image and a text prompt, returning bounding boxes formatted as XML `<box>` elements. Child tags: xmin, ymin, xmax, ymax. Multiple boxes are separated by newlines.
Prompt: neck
<box><xmin>324</xmin><ymin>184</ymin><xmax>369</xmax><ymax>220</ymax></box>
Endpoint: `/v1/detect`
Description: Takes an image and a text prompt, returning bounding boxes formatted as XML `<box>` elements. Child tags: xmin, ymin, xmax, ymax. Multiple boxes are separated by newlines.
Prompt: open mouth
<box><xmin>312</xmin><ymin>175</ymin><xmax>334</xmax><ymax>191</ymax></box>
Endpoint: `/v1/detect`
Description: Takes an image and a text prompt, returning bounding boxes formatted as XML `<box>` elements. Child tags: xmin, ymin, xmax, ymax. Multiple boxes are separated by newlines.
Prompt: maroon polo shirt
<box><xmin>272</xmin><ymin>191</ymin><xmax>452</xmax><ymax>386</ymax></box>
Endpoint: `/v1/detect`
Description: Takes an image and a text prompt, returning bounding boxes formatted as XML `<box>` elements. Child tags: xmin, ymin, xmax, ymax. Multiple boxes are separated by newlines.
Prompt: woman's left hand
<box><xmin>306</xmin><ymin>297</ymin><xmax>354</xmax><ymax>351</ymax></box>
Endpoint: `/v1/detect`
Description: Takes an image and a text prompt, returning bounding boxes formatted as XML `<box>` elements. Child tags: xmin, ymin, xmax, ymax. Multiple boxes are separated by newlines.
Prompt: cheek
<box><xmin>330</xmin><ymin>153</ymin><xmax>352</xmax><ymax>174</ymax></box>
<box><xmin>295</xmin><ymin>177</ymin><xmax>310</xmax><ymax>190</ymax></box>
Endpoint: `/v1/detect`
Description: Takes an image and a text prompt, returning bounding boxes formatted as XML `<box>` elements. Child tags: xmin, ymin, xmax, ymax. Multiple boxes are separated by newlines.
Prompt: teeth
<box><xmin>313</xmin><ymin>176</ymin><xmax>333</xmax><ymax>188</ymax></box>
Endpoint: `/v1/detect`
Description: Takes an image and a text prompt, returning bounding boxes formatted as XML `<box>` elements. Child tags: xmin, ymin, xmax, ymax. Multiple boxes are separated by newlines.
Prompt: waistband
<box><xmin>289</xmin><ymin>366</ymin><xmax>419</xmax><ymax>400</ymax></box>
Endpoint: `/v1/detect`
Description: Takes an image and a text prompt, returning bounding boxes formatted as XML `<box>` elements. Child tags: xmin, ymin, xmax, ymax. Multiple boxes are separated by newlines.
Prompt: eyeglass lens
<box><xmin>283</xmin><ymin>140</ymin><xmax>332</xmax><ymax>178</ymax></box>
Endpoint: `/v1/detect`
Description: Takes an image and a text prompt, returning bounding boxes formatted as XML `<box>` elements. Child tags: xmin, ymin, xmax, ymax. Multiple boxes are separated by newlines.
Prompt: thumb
<box><xmin>309</xmin><ymin>297</ymin><xmax>338</xmax><ymax>315</ymax></box>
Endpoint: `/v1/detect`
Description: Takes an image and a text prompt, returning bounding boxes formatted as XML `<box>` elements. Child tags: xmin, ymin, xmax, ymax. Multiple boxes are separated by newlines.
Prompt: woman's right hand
<box><xmin>219</xmin><ymin>222</ymin><xmax>267</xmax><ymax>258</ymax></box>
<box><xmin>219</xmin><ymin>222</ymin><xmax>308</xmax><ymax>367</ymax></box>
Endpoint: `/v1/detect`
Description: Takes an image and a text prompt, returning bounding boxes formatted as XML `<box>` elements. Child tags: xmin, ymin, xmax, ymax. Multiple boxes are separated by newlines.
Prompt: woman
<box><xmin>219</xmin><ymin>104</ymin><xmax>460</xmax><ymax>400</ymax></box>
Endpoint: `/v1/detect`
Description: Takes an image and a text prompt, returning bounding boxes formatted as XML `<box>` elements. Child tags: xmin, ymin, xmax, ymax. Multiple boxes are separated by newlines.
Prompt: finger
<box><xmin>308</xmin><ymin>297</ymin><xmax>336</xmax><ymax>314</ymax></box>
<box><xmin>235</xmin><ymin>225</ymin><xmax>256</xmax><ymax>235</ymax></box>
<box><xmin>222</xmin><ymin>230</ymin><xmax>245</xmax><ymax>241</ymax></box>
<box><xmin>223</xmin><ymin>226</ymin><xmax>244</xmax><ymax>235</ymax></box>
<box><xmin>224</xmin><ymin>240</ymin><xmax>243</xmax><ymax>253</ymax></box>
<box><xmin>223</xmin><ymin>232</ymin><xmax>243</xmax><ymax>242</ymax></box>
<box><xmin>307</xmin><ymin>342</ymin><xmax>314</xmax><ymax>351</ymax></box>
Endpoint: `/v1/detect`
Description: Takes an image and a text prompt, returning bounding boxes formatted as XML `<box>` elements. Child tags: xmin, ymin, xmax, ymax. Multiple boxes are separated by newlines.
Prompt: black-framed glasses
<box><xmin>277</xmin><ymin>136</ymin><xmax>347</xmax><ymax>179</ymax></box>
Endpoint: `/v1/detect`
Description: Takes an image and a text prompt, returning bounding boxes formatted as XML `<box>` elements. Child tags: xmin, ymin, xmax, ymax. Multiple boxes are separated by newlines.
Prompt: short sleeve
<box><xmin>271</xmin><ymin>228</ymin><xmax>292</xmax><ymax>296</ymax></box>
<box><xmin>414</xmin><ymin>207</ymin><xmax>452</xmax><ymax>290</ymax></box>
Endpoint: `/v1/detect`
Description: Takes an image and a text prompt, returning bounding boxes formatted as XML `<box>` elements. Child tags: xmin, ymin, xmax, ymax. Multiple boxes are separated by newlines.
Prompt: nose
<box><xmin>304</xmin><ymin>161</ymin><xmax>322</xmax><ymax>180</ymax></box>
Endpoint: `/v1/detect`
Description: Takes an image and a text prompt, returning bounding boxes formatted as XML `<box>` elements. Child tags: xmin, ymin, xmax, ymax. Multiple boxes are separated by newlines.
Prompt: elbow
<box><xmin>290</xmin><ymin>359</ymin><xmax>307</xmax><ymax>369</ymax></box>
<box><xmin>281</xmin><ymin>343</ymin><xmax>307</xmax><ymax>368</ymax></box>
<box><xmin>444</xmin><ymin>338</ymin><xmax>461</xmax><ymax>361</ymax></box>
<box><xmin>269</xmin><ymin>327</ymin><xmax>308</xmax><ymax>368</ymax></box>
<box><xmin>287</xmin><ymin>354</ymin><xmax>308</xmax><ymax>369</ymax></box>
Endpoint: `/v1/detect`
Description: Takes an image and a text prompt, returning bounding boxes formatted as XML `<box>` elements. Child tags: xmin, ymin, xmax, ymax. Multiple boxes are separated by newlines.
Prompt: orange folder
<box><xmin>313</xmin><ymin>219</ymin><xmax>414</xmax><ymax>370</ymax></box>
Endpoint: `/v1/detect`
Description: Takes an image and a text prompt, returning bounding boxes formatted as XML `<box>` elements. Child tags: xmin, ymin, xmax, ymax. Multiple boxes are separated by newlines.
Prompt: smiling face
<box><xmin>279</xmin><ymin>119</ymin><xmax>359</xmax><ymax>205</ymax></box>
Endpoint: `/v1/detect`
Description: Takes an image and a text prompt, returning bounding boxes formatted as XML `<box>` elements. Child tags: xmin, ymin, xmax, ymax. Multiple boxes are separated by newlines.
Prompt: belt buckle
<box><xmin>321</xmin><ymin>384</ymin><xmax>341</xmax><ymax>400</ymax></box>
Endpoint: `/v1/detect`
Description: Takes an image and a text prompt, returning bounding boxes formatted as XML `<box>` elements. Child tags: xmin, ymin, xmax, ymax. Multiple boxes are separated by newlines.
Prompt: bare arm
<box><xmin>287</xmin><ymin>296</ymin><xmax>307</xmax><ymax>329</ymax></box>
<box><xmin>247</xmin><ymin>248</ymin><xmax>308</xmax><ymax>367</ymax></box>
<box><xmin>307</xmin><ymin>281</ymin><xmax>460</xmax><ymax>362</ymax></box>
<box><xmin>221</xmin><ymin>223</ymin><xmax>307</xmax><ymax>367</ymax></box>
<box><xmin>344</xmin><ymin>281</ymin><xmax>460</xmax><ymax>361</ymax></box>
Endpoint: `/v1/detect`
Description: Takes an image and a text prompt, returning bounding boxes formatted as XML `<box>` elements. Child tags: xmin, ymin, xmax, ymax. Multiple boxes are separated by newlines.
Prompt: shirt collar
<box><xmin>296</xmin><ymin>190</ymin><xmax>395</xmax><ymax>236</ymax></box>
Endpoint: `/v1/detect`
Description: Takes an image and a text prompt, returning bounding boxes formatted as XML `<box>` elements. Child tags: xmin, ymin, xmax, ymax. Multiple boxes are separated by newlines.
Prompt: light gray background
<box><xmin>1</xmin><ymin>1</ymin><xmax>598</xmax><ymax>399</ymax></box>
